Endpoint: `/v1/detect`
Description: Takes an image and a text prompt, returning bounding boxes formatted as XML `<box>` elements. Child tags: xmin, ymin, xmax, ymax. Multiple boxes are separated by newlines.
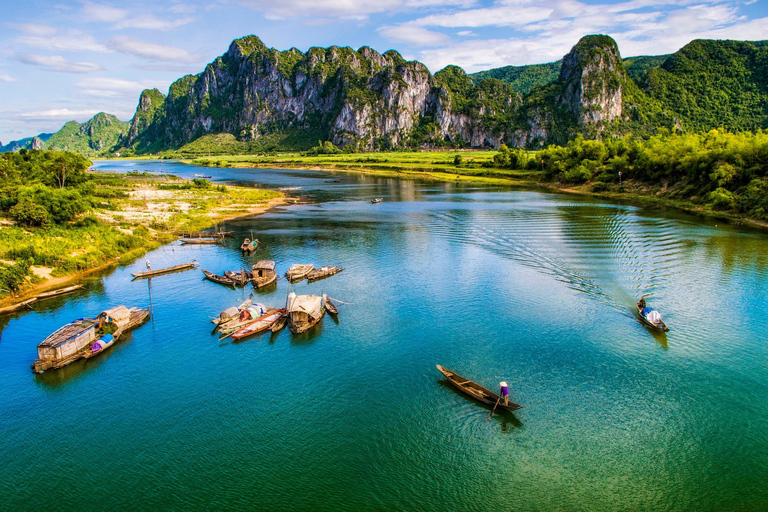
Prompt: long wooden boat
<box><xmin>371</xmin><ymin>198</ymin><xmax>383</xmax><ymax>204</ymax></box>
<box><xmin>240</xmin><ymin>238</ymin><xmax>259</xmax><ymax>253</ymax></box>
<box><xmin>252</xmin><ymin>260</ymin><xmax>277</xmax><ymax>289</ymax></box>
<box><xmin>34</xmin><ymin>284</ymin><xmax>84</xmax><ymax>300</ymax></box>
<box><xmin>181</xmin><ymin>238</ymin><xmax>222</xmax><ymax>245</ymax></box>
<box><xmin>218</xmin><ymin>305</ymin><xmax>273</xmax><ymax>339</ymax></box>
<box><xmin>224</xmin><ymin>270</ymin><xmax>252</xmax><ymax>286</ymax></box>
<box><xmin>322</xmin><ymin>294</ymin><xmax>338</xmax><ymax>315</ymax></box>
<box><xmin>131</xmin><ymin>261</ymin><xmax>197</xmax><ymax>279</ymax></box>
<box><xmin>202</xmin><ymin>269</ymin><xmax>237</xmax><ymax>287</ymax></box>
<box><xmin>287</xmin><ymin>292</ymin><xmax>325</xmax><ymax>334</ymax></box>
<box><xmin>286</xmin><ymin>263</ymin><xmax>314</xmax><ymax>282</ymax></box>
<box><xmin>637</xmin><ymin>305</ymin><xmax>669</xmax><ymax>332</ymax></box>
<box><xmin>307</xmin><ymin>266</ymin><xmax>343</xmax><ymax>282</ymax></box>
<box><xmin>32</xmin><ymin>306</ymin><xmax>149</xmax><ymax>373</ymax></box>
<box><xmin>231</xmin><ymin>309</ymin><xmax>286</xmax><ymax>340</ymax></box>
<box><xmin>436</xmin><ymin>365</ymin><xmax>522</xmax><ymax>411</ymax></box>
<box><xmin>176</xmin><ymin>230</ymin><xmax>233</xmax><ymax>238</ymax></box>
<box><xmin>0</xmin><ymin>285</ymin><xmax>85</xmax><ymax>315</ymax></box>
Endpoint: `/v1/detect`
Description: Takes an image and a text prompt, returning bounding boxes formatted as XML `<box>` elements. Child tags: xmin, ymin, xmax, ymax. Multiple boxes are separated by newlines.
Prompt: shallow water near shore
<box><xmin>1</xmin><ymin>160</ymin><xmax>767</xmax><ymax>511</ymax></box>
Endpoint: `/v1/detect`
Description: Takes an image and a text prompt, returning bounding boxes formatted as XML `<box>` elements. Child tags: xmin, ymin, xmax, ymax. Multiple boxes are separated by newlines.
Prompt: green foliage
<box><xmin>306</xmin><ymin>141</ymin><xmax>341</xmax><ymax>155</ymax></box>
<box><xmin>538</xmin><ymin>129</ymin><xmax>768</xmax><ymax>218</ymax></box>
<box><xmin>0</xmin><ymin>259</ymin><xmax>32</xmax><ymax>294</ymax></box>
<box><xmin>10</xmin><ymin>201</ymin><xmax>50</xmax><ymax>228</ymax></box>
<box><xmin>470</xmin><ymin>61</ymin><xmax>561</xmax><ymax>94</ymax></box>
<box><xmin>192</xmin><ymin>178</ymin><xmax>210</xmax><ymax>188</ymax></box>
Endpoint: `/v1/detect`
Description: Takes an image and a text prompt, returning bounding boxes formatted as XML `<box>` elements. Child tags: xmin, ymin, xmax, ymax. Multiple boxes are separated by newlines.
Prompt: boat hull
<box><xmin>436</xmin><ymin>365</ymin><xmax>522</xmax><ymax>411</ymax></box>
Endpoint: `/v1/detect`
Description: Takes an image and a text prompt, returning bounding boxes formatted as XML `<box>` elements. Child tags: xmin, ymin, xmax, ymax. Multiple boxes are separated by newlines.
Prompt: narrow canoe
<box><xmin>34</xmin><ymin>284</ymin><xmax>84</xmax><ymax>300</ymax></box>
<box><xmin>371</xmin><ymin>198</ymin><xmax>383</xmax><ymax>204</ymax></box>
<box><xmin>231</xmin><ymin>309</ymin><xmax>286</xmax><ymax>339</ymax></box>
<box><xmin>270</xmin><ymin>314</ymin><xmax>288</xmax><ymax>332</ymax></box>
<box><xmin>181</xmin><ymin>238</ymin><xmax>222</xmax><ymax>245</ymax></box>
<box><xmin>132</xmin><ymin>261</ymin><xmax>197</xmax><ymax>279</ymax></box>
<box><xmin>322</xmin><ymin>294</ymin><xmax>338</xmax><ymax>315</ymax></box>
<box><xmin>202</xmin><ymin>269</ymin><xmax>237</xmax><ymax>287</ymax></box>
<box><xmin>436</xmin><ymin>365</ymin><xmax>522</xmax><ymax>411</ymax></box>
<box><xmin>638</xmin><ymin>307</ymin><xmax>669</xmax><ymax>332</ymax></box>
<box><xmin>224</xmin><ymin>270</ymin><xmax>253</xmax><ymax>286</ymax></box>
<box><xmin>286</xmin><ymin>264</ymin><xmax>314</xmax><ymax>282</ymax></box>
<box><xmin>307</xmin><ymin>266</ymin><xmax>343</xmax><ymax>282</ymax></box>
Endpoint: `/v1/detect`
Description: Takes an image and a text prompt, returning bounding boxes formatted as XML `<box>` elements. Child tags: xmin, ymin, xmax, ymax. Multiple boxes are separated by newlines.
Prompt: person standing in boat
<box><xmin>146</xmin><ymin>260</ymin><xmax>151</xmax><ymax>271</ymax></box>
<box><xmin>499</xmin><ymin>381</ymin><xmax>509</xmax><ymax>406</ymax></box>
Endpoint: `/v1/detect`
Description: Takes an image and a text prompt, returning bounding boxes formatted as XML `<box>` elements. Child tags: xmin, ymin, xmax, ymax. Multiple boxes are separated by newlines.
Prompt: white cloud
<box><xmin>79</xmin><ymin>1</ymin><xmax>193</xmax><ymax>30</ymax></box>
<box><xmin>11</xmin><ymin>23</ymin><xmax>59</xmax><ymax>36</ymax></box>
<box><xmin>234</xmin><ymin>0</ymin><xmax>476</xmax><ymax>20</ymax></box>
<box><xmin>15</xmin><ymin>108</ymin><xmax>101</xmax><ymax>120</ymax></box>
<box><xmin>17</xmin><ymin>54</ymin><xmax>102</xmax><ymax>73</ymax></box>
<box><xmin>109</xmin><ymin>36</ymin><xmax>200</xmax><ymax>63</ymax></box>
<box><xmin>0</xmin><ymin>73</ymin><xmax>17</xmax><ymax>82</ymax></box>
<box><xmin>413</xmin><ymin>5</ymin><xmax>553</xmax><ymax>28</ymax></box>
<box><xmin>76</xmin><ymin>77</ymin><xmax>170</xmax><ymax>98</ymax></box>
<box><xmin>378</xmin><ymin>25</ymin><xmax>450</xmax><ymax>46</ymax></box>
<box><xmin>17</xmin><ymin>31</ymin><xmax>111</xmax><ymax>54</ymax></box>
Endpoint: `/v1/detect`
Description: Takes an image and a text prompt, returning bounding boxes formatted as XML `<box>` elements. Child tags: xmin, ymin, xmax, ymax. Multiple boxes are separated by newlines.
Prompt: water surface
<box><xmin>1</xmin><ymin>161</ymin><xmax>767</xmax><ymax>511</ymax></box>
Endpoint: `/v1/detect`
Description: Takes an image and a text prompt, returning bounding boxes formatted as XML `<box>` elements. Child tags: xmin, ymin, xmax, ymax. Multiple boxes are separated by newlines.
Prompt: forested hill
<box><xmin>8</xmin><ymin>35</ymin><xmax>768</xmax><ymax>157</ymax></box>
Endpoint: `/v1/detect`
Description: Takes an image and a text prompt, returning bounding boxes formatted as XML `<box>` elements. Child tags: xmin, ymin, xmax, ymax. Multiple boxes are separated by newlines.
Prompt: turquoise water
<box><xmin>1</xmin><ymin>161</ymin><xmax>767</xmax><ymax>511</ymax></box>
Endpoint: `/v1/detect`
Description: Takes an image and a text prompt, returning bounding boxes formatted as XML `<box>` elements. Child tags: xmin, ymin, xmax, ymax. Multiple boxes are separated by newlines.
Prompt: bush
<box><xmin>192</xmin><ymin>178</ymin><xmax>210</xmax><ymax>189</ymax></box>
<box><xmin>592</xmin><ymin>182</ymin><xmax>609</xmax><ymax>192</ymax></box>
<box><xmin>453</xmin><ymin>154</ymin><xmax>463</xmax><ymax>166</ymax></box>
<box><xmin>708</xmin><ymin>187</ymin><xmax>735</xmax><ymax>210</ymax></box>
<box><xmin>0</xmin><ymin>259</ymin><xmax>32</xmax><ymax>294</ymax></box>
<box><xmin>16</xmin><ymin>185</ymin><xmax>90</xmax><ymax>224</ymax></box>
<box><xmin>10</xmin><ymin>200</ymin><xmax>51</xmax><ymax>228</ymax></box>
<box><xmin>564</xmin><ymin>165</ymin><xmax>592</xmax><ymax>184</ymax></box>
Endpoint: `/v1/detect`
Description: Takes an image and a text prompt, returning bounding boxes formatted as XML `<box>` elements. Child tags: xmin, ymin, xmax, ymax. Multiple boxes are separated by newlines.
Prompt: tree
<box><xmin>45</xmin><ymin>152</ymin><xmax>90</xmax><ymax>189</ymax></box>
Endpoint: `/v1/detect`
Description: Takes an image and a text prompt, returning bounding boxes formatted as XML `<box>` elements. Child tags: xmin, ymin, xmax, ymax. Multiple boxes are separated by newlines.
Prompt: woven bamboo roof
<box><xmin>39</xmin><ymin>319</ymin><xmax>97</xmax><ymax>348</ymax></box>
<box><xmin>253</xmin><ymin>260</ymin><xmax>276</xmax><ymax>270</ymax></box>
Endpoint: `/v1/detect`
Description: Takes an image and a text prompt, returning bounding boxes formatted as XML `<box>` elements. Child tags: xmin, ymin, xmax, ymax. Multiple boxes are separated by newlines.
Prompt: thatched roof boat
<box><xmin>252</xmin><ymin>260</ymin><xmax>277</xmax><ymax>289</ymax></box>
<box><xmin>322</xmin><ymin>294</ymin><xmax>338</xmax><ymax>315</ymax></box>
<box><xmin>131</xmin><ymin>261</ymin><xmax>197</xmax><ymax>279</ymax></box>
<box><xmin>286</xmin><ymin>263</ymin><xmax>314</xmax><ymax>282</ymax></box>
<box><xmin>287</xmin><ymin>292</ymin><xmax>325</xmax><ymax>334</ymax></box>
<box><xmin>32</xmin><ymin>305</ymin><xmax>149</xmax><ymax>373</ymax></box>
<box><xmin>436</xmin><ymin>365</ymin><xmax>522</xmax><ymax>411</ymax></box>
<box><xmin>307</xmin><ymin>266</ymin><xmax>343</xmax><ymax>282</ymax></box>
<box><xmin>202</xmin><ymin>269</ymin><xmax>237</xmax><ymax>287</ymax></box>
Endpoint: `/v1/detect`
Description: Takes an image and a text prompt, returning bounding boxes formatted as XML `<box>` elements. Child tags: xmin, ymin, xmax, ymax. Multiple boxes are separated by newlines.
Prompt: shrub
<box><xmin>9</xmin><ymin>200</ymin><xmax>51</xmax><ymax>228</ymax></box>
<box><xmin>0</xmin><ymin>259</ymin><xmax>32</xmax><ymax>295</ymax></box>
<box><xmin>564</xmin><ymin>165</ymin><xmax>592</xmax><ymax>184</ymax></box>
<box><xmin>592</xmin><ymin>182</ymin><xmax>609</xmax><ymax>192</ymax></box>
<box><xmin>708</xmin><ymin>187</ymin><xmax>735</xmax><ymax>210</ymax></box>
<box><xmin>192</xmin><ymin>178</ymin><xmax>210</xmax><ymax>189</ymax></box>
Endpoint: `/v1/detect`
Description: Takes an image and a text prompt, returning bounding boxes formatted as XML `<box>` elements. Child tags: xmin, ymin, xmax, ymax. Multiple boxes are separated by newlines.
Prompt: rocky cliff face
<box><xmin>45</xmin><ymin>113</ymin><xmax>128</xmax><ymax>156</ymax></box>
<box><xmin>121</xmin><ymin>34</ymin><xmax>642</xmax><ymax>153</ymax></box>
<box><xmin>558</xmin><ymin>35</ymin><xmax>624</xmax><ymax>128</ymax></box>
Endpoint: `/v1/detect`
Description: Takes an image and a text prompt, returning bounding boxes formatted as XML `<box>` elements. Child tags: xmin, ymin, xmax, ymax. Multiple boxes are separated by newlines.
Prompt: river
<box><xmin>1</xmin><ymin>160</ymin><xmax>767</xmax><ymax>511</ymax></box>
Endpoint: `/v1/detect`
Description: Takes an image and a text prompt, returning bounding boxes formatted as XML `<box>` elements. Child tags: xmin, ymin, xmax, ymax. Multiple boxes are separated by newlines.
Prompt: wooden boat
<box><xmin>436</xmin><ymin>365</ymin><xmax>522</xmax><ymax>411</ymax></box>
<box><xmin>231</xmin><ymin>309</ymin><xmax>286</xmax><ymax>340</ymax></box>
<box><xmin>322</xmin><ymin>294</ymin><xmax>338</xmax><ymax>315</ymax></box>
<box><xmin>34</xmin><ymin>284</ymin><xmax>84</xmax><ymax>300</ymax></box>
<box><xmin>32</xmin><ymin>306</ymin><xmax>149</xmax><ymax>373</ymax></box>
<box><xmin>176</xmin><ymin>230</ymin><xmax>232</xmax><ymax>238</ymax></box>
<box><xmin>637</xmin><ymin>302</ymin><xmax>669</xmax><ymax>332</ymax></box>
<box><xmin>371</xmin><ymin>197</ymin><xmax>383</xmax><ymax>203</ymax></box>
<box><xmin>212</xmin><ymin>297</ymin><xmax>253</xmax><ymax>326</ymax></box>
<box><xmin>131</xmin><ymin>261</ymin><xmax>197</xmax><ymax>279</ymax></box>
<box><xmin>252</xmin><ymin>260</ymin><xmax>277</xmax><ymax>289</ymax></box>
<box><xmin>0</xmin><ymin>285</ymin><xmax>86</xmax><ymax>315</ymax></box>
<box><xmin>240</xmin><ymin>238</ymin><xmax>259</xmax><ymax>253</ymax></box>
<box><xmin>286</xmin><ymin>263</ymin><xmax>314</xmax><ymax>282</ymax></box>
<box><xmin>224</xmin><ymin>270</ymin><xmax>252</xmax><ymax>286</ymax></box>
<box><xmin>270</xmin><ymin>313</ymin><xmax>288</xmax><ymax>332</ymax></box>
<box><xmin>181</xmin><ymin>238</ymin><xmax>222</xmax><ymax>245</ymax></box>
<box><xmin>218</xmin><ymin>304</ymin><xmax>272</xmax><ymax>338</ymax></box>
<box><xmin>307</xmin><ymin>266</ymin><xmax>343</xmax><ymax>282</ymax></box>
<box><xmin>287</xmin><ymin>292</ymin><xmax>325</xmax><ymax>334</ymax></box>
<box><xmin>202</xmin><ymin>269</ymin><xmax>237</xmax><ymax>287</ymax></box>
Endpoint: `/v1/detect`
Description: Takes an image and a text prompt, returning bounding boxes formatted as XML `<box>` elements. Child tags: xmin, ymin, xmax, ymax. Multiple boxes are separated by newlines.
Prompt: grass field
<box><xmin>187</xmin><ymin>150</ymin><xmax>544</xmax><ymax>185</ymax></box>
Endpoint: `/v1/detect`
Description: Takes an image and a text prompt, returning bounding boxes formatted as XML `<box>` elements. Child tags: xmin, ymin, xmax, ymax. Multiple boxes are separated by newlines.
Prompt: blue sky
<box><xmin>1</xmin><ymin>0</ymin><xmax>766</xmax><ymax>143</ymax></box>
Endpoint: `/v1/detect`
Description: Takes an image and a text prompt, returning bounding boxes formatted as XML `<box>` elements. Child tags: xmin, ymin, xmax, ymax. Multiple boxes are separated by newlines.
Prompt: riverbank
<box><xmin>0</xmin><ymin>171</ymin><xmax>285</xmax><ymax>311</ymax></box>
<box><xmin>185</xmin><ymin>152</ymin><xmax>768</xmax><ymax>230</ymax></box>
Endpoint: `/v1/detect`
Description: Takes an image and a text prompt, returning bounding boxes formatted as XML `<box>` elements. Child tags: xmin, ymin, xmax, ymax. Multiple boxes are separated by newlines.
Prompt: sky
<box><xmin>1</xmin><ymin>0</ymin><xmax>767</xmax><ymax>143</ymax></box>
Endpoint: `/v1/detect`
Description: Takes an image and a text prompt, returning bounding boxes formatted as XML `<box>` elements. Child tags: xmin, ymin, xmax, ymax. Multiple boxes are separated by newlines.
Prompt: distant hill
<box><xmin>470</xmin><ymin>61</ymin><xmax>561</xmax><ymax>94</ymax></box>
<box><xmin>44</xmin><ymin>113</ymin><xmax>129</xmax><ymax>156</ymax></box>
<box><xmin>0</xmin><ymin>133</ymin><xmax>53</xmax><ymax>152</ymax></box>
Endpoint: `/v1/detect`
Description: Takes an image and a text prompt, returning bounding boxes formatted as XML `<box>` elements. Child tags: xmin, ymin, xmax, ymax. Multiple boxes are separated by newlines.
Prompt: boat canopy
<box><xmin>253</xmin><ymin>260</ymin><xmax>275</xmax><ymax>271</ymax></box>
<box><xmin>99</xmin><ymin>305</ymin><xmax>130</xmax><ymax>323</ymax></box>
<box><xmin>288</xmin><ymin>294</ymin><xmax>323</xmax><ymax>316</ymax></box>
<box><xmin>39</xmin><ymin>319</ymin><xmax>98</xmax><ymax>348</ymax></box>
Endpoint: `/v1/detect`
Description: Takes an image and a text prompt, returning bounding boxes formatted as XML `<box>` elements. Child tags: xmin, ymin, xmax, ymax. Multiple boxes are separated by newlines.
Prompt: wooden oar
<box><xmin>488</xmin><ymin>398</ymin><xmax>501</xmax><ymax>420</ymax></box>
